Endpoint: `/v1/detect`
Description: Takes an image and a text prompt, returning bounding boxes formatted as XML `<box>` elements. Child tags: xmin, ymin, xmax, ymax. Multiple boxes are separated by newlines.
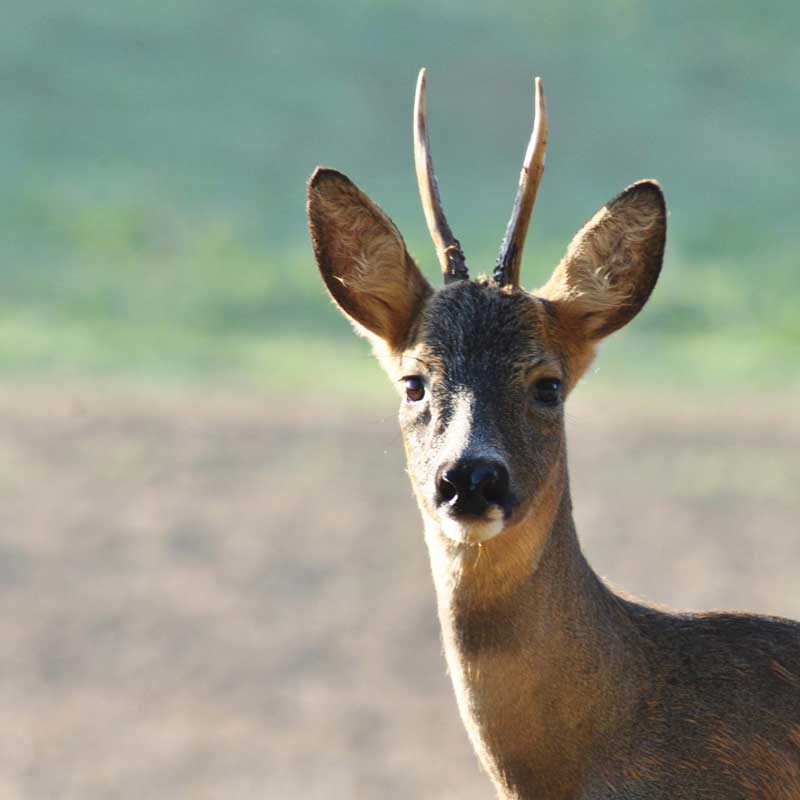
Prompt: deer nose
<box><xmin>436</xmin><ymin>458</ymin><xmax>510</xmax><ymax>517</ymax></box>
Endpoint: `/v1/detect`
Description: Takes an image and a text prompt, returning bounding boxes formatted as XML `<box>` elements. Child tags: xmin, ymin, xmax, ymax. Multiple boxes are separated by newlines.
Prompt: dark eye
<box><xmin>403</xmin><ymin>376</ymin><xmax>425</xmax><ymax>403</ymax></box>
<box><xmin>534</xmin><ymin>377</ymin><xmax>562</xmax><ymax>406</ymax></box>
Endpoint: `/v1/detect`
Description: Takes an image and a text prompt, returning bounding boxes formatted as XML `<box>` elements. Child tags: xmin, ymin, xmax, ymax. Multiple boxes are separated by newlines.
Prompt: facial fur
<box><xmin>393</xmin><ymin>278</ymin><xmax>571</xmax><ymax>545</ymax></box>
<box><xmin>307</xmin><ymin>167</ymin><xmax>666</xmax><ymax>552</ymax></box>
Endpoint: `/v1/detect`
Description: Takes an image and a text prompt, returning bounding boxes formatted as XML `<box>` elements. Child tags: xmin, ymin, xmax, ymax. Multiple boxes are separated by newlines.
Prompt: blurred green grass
<box><xmin>0</xmin><ymin>1</ymin><xmax>798</xmax><ymax>391</ymax></box>
<box><xmin>0</xmin><ymin>191</ymin><xmax>795</xmax><ymax>392</ymax></box>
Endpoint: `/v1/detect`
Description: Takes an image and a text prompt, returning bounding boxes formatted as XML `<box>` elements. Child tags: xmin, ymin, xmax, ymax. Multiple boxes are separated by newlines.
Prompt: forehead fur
<box><xmin>412</xmin><ymin>279</ymin><xmax>556</xmax><ymax>385</ymax></box>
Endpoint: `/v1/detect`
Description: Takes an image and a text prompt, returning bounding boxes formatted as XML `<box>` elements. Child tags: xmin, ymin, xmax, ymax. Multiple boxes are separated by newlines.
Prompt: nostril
<box><xmin>482</xmin><ymin>484</ymin><xmax>507</xmax><ymax>507</ymax></box>
<box><xmin>472</xmin><ymin>463</ymin><xmax>509</xmax><ymax>507</ymax></box>
<box><xmin>437</xmin><ymin>459</ymin><xmax>510</xmax><ymax>515</ymax></box>
<box><xmin>438</xmin><ymin>471</ymin><xmax>458</xmax><ymax>503</ymax></box>
<box><xmin>480</xmin><ymin>477</ymin><xmax>501</xmax><ymax>505</ymax></box>
<box><xmin>470</xmin><ymin>466</ymin><xmax>493</xmax><ymax>496</ymax></box>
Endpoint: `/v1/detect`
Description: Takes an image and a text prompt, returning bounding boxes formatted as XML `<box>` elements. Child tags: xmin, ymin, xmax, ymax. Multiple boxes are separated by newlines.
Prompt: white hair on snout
<box><xmin>432</xmin><ymin>390</ymin><xmax>508</xmax><ymax>544</ymax></box>
<box><xmin>440</xmin><ymin>390</ymin><xmax>474</xmax><ymax>463</ymax></box>
<box><xmin>440</xmin><ymin>507</ymin><xmax>504</xmax><ymax>545</ymax></box>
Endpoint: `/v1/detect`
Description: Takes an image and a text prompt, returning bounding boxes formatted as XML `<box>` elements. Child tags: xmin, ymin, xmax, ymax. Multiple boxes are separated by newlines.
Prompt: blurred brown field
<box><xmin>0</xmin><ymin>382</ymin><xmax>797</xmax><ymax>799</ymax></box>
<box><xmin>2</xmin><ymin>3</ymin><xmax>799</xmax><ymax>797</ymax></box>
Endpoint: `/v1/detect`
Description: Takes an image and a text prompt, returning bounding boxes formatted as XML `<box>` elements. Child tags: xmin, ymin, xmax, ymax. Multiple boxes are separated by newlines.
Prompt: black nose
<box><xmin>436</xmin><ymin>458</ymin><xmax>511</xmax><ymax>517</ymax></box>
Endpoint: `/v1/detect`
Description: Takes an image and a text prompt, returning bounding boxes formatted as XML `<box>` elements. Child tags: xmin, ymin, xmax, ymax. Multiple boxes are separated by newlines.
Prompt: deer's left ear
<box><xmin>539</xmin><ymin>180</ymin><xmax>666</xmax><ymax>340</ymax></box>
<box><xmin>307</xmin><ymin>167</ymin><xmax>432</xmax><ymax>349</ymax></box>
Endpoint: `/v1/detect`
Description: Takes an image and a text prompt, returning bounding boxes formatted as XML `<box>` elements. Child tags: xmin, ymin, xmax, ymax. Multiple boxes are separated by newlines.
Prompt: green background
<box><xmin>2</xmin><ymin>1</ymin><xmax>798</xmax><ymax>390</ymax></box>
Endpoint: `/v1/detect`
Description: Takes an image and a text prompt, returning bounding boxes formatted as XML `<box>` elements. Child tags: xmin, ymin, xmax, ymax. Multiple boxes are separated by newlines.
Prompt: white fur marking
<box><xmin>431</xmin><ymin>390</ymin><xmax>508</xmax><ymax>544</ymax></box>
<box><xmin>443</xmin><ymin>390</ymin><xmax>474</xmax><ymax>462</ymax></box>
<box><xmin>439</xmin><ymin>506</ymin><xmax>504</xmax><ymax>544</ymax></box>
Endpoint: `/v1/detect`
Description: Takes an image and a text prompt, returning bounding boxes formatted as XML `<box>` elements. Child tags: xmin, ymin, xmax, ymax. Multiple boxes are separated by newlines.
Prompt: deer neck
<box><xmin>422</xmin><ymin>457</ymin><xmax>642</xmax><ymax>800</ymax></box>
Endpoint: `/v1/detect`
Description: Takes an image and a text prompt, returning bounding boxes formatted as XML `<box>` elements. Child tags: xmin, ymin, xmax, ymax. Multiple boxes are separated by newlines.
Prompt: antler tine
<box><xmin>494</xmin><ymin>77</ymin><xmax>548</xmax><ymax>288</ymax></box>
<box><xmin>414</xmin><ymin>68</ymin><xmax>468</xmax><ymax>284</ymax></box>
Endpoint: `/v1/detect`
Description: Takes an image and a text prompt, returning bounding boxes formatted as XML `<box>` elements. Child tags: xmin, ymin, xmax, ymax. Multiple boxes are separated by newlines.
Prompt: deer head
<box><xmin>307</xmin><ymin>70</ymin><xmax>666</xmax><ymax>554</ymax></box>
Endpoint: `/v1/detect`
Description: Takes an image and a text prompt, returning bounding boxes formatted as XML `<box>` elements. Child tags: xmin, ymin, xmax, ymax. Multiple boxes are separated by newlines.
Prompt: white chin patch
<box><xmin>439</xmin><ymin>507</ymin><xmax>505</xmax><ymax>544</ymax></box>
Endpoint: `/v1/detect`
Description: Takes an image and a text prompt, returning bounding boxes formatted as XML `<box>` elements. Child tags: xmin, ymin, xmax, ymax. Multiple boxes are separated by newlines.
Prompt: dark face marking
<box><xmin>398</xmin><ymin>279</ymin><xmax>566</xmax><ymax>542</ymax></box>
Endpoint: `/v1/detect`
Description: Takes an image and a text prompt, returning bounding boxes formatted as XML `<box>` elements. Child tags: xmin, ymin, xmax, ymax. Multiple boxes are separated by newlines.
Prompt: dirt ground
<box><xmin>0</xmin><ymin>383</ymin><xmax>797</xmax><ymax>799</ymax></box>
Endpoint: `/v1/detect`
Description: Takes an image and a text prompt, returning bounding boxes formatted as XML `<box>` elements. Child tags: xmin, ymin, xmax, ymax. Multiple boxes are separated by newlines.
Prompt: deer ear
<box><xmin>539</xmin><ymin>180</ymin><xmax>666</xmax><ymax>340</ymax></box>
<box><xmin>307</xmin><ymin>167</ymin><xmax>432</xmax><ymax>349</ymax></box>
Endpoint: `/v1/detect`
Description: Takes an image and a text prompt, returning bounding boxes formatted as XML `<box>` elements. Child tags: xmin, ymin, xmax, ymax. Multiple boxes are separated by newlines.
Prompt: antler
<box><xmin>414</xmin><ymin>68</ymin><xmax>469</xmax><ymax>284</ymax></box>
<box><xmin>494</xmin><ymin>77</ymin><xmax>548</xmax><ymax>288</ymax></box>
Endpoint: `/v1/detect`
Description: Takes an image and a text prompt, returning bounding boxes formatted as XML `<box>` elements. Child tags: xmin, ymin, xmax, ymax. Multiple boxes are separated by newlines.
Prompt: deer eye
<box><xmin>534</xmin><ymin>377</ymin><xmax>562</xmax><ymax>406</ymax></box>
<box><xmin>403</xmin><ymin>376</ymin><xmax>425</xmax><ymax>403</ymax></box>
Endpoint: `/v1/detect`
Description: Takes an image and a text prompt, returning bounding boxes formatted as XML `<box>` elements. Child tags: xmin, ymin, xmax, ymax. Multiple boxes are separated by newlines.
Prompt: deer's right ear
<box><xmin>307</xmin><ymin>168</ymin><xmax>432</xmax><ymax>349</ymax></box>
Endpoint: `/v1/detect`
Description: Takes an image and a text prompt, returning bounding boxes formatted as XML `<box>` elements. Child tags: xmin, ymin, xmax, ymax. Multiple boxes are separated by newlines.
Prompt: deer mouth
<box><xmin>439</xmin><ymin>504</ymin><xmax>507</xmax><ymax>544</ymax></box>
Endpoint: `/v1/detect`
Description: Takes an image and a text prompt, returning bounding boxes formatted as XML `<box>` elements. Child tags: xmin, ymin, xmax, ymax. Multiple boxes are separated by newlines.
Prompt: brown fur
<box><xmin>307</xmin><ymin>168</ymin><xmax>431</xmax><ymax>348</ymax></box>
<box><xmin>539</xmin><ymin>181</ymin><xmax>666</xmax><ymax>340</ymax></box>
<box><xmin>307</xmin><ymin>164</ymin><xmax>800</xmax><ymax>800</ymax></box>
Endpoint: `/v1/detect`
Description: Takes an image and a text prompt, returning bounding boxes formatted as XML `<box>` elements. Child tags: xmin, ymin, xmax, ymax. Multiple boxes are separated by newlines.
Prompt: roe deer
<box><xmin>306</xmin><ymin>69</ymin><xmax>800</xmax><ymax>799</ymax></box>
